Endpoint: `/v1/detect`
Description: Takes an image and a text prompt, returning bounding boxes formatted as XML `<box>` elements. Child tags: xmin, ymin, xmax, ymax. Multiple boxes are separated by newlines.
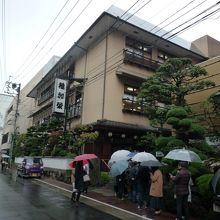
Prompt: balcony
<box><xmin>123</xmin><ymin>49</ymin><xmax>159</xmax><ymax>71</ymax></box>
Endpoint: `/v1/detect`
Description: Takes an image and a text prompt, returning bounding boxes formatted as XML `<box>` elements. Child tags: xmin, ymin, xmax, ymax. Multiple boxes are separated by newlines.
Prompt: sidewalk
<box><xmin>35</xmin><ymin>177</ymin><xmax>179</xmax><ymax>220</ymax></box>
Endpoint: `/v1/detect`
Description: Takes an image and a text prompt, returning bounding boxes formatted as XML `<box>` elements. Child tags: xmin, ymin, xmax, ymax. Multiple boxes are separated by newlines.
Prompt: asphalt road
<box><xmin>0</xmin><ymin>172</ymin><xmax>119</xmax><ymax>220</ymax></box>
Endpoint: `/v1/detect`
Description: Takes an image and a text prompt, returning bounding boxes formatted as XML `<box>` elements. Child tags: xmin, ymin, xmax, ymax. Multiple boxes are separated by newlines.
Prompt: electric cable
<box><xmin>14</xmin><ymin>0</ymin><xmax>71</xmax><ymax>77</ymax></box>
<box><xmin>167</xmin><ymin>5</ymin><xmax>220</xmax><ymax>40</ymax></box>
<box><xmin>161</xmin><ymin>1</ymin><xmax>220</xmax><ymax>39</ymax></box>
<box><xmin>153</xmin><ymin>0</ymin><xmax>208</xmax><ymax>35</ymax></box>
<box><xmin>15</xmin><ymin>0</ymin><xmax>80</xmax><ymax>82</ymax></box>
<box><xmin>150</xmin><ymin>0</ymin><xmax>196</xmax><ymax>32</ymax></box>
<box><xmin>16</xmin><ymin>0</ymin><xmax>93</xmax><ymax>84</ymax></box>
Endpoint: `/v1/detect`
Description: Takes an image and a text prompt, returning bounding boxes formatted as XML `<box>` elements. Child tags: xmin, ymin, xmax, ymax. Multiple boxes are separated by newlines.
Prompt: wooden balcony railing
<box><xmin>123</xmin><ymin>49</ymin><xmax>159</xmax><ymax>70</ymax></box>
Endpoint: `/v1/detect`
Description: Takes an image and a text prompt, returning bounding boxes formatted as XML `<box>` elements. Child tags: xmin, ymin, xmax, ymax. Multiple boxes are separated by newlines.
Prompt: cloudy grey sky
<box><xmin>0</xmin><ymin>0</ymin><xmax>220</xmax><ymax>93</ymax></box>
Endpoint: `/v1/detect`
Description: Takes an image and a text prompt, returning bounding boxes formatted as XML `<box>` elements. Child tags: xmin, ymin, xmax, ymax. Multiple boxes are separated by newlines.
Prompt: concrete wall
<box><xmin>15</xmin><ymin>157</ymin><xmax>72</xmax><ymax>170</ymax></box>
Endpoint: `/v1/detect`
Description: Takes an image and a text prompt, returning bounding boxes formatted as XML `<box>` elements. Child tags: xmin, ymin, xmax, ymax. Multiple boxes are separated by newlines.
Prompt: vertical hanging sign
<box><xmin>52</xmin><ymin>78</ymin><xmax>67</xmax><ymax>114</ymax></box>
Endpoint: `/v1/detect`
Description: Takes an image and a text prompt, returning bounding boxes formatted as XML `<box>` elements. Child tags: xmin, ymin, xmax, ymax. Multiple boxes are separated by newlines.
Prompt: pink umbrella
<box><xmin>73</xmin><ymin>153</ymin><xmax>98</xmax><ymax>162</ymax></box>
<box><xmin>68</xmin><ymin>159</ymin><xmax>88</xmax><ymax>168</ymax></box>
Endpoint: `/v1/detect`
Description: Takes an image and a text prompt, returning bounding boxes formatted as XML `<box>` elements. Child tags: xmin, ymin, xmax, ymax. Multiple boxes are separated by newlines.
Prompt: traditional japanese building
<box><xmin>27</xmin><ymin>6</ymin><xmax>207</xmax><ymax>162</ymax></box>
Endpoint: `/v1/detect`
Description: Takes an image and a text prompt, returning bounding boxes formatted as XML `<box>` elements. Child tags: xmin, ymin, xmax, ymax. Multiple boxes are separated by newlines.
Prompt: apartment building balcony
<box><xmin>123</xmin><ymin>49</ymin><xmax>159</xmax><ymax>70</ymax></box>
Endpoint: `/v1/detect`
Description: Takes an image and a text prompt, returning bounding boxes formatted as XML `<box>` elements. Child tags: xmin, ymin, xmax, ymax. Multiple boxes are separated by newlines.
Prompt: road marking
<box><xmin>35</xmin><ymin>179</ymin><xmax>153</xmax><ymax>220</ymax></box>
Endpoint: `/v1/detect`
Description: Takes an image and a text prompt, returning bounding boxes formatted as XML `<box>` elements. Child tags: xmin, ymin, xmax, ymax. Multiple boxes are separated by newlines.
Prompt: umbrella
<box><xmin>108</xmin><ymin>150</ymin><xmax>131</xmax><ymax>166</ymax></box>
<box><xmin>73</xmin><ymin>153</ymin><xmax>97</xmax><ymax>162</ymax></box>
<box><xmin>68</xmin><ymin>159</ymin><xmax>89</xmax><ymax>168</ymax></box>
<box><xmin>164</xmin><ymin>148</ymin><xmax>202</xmax><ymax>162</ymax></box>
<box><xmin>131</xmin><ymin>152</ymin><xmax>157</xmax><ymax>162</ymax></box>
<box><xmin>110</xmin><ymin>150</ymin><xmax>130</xmax><ymax>161</ymax></box>
<box><xmin>212</xmin><ymin>168</ymin><xmax>220</xmax><ymax>194</ymax></box>
<box><xmin>109</xmin><ymin>160</ymin><xmax>128</xmax><ymax>177</ymax></box>
<box><xmin>141</xmin><ymin>160</ymin><xmax>162</xmax><ymax>167</ymax></box>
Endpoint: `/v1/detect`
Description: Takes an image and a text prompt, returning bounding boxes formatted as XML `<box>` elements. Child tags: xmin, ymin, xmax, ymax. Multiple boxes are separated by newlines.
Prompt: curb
<box><xmin>34</xmin><ymin>179</ymin><xmax>153</xmax><ymax>220</ymax></box>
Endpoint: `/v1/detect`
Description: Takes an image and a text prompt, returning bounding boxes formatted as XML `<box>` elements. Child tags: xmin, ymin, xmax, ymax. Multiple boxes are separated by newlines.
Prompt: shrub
<box><xmin>100</xmin><ymin>172</ymin><xmax>110</xmax><ymax>185</ymax></box>
<box><xmin>178</xmin><ymin>118</ymin><xmax>192</xmax><ymax>128</ymax></box>
<box><xmin>166</xmin><ymin>107</ymin><xmax>188</xmax><ymax>119</ymax></box>
<box><xmin>166</xmin><ymin>117</ymin><xmax>180</xmax><ymax>127</ymax></box>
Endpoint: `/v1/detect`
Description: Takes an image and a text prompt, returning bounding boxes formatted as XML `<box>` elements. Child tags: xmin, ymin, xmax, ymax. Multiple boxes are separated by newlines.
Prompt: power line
<box><xmin>150</xmin><ymin>0</ymin><xmax>196</xmax><ymax>33</ymax></box>
<box><xmin>167</xmin><ymin>4</ymin><xmax>220</xmax><ymax>40</ymax></box>
<box><xmin>153</xmin><ymin>0</ymin><xmax>207</xmax><ymax>35</ymax></box>
<box><xmin>154</xmin><ymin>0</ymin><xmax>207</xmax><ymax>34</ymax></box>
<box><xmin>161</xmin><ymin>1</ymin><xmax>220</xmax><ymax>39</ymax></box>
<box><xmin>16</xmin><ymin>0</ymin><xmax>93</xmax><ymax>84</ymax></box>
<box><xmin>14</xmin><ymin>0</ymin><xmax>71</xmax><ymax>78</ymax></box>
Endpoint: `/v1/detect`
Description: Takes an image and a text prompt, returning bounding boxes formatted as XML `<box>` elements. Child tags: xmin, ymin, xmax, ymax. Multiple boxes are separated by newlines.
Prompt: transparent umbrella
<box><xmin>108</xmin><ymin>150</ymin><xmax>130</xmax><ymax>166</ymax></box>
<box><xmin>131</xmin><ymin>152</ymin><xmax>157</xmax><ymax>162</ymax></box>
<box><xmin>164</xmin><ymin>148</ymin><xmax>202</xmax><ymax>163</ymax></box>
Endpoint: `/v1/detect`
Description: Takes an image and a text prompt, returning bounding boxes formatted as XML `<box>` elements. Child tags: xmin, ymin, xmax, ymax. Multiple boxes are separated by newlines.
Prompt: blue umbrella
<box><xmin>109</xmin><ymin>160</ymin><xmax>128</xmax><ymax>177</ymax></box>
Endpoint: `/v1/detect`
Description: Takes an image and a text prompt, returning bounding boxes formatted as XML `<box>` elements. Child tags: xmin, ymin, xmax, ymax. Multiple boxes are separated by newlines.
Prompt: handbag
<box><xmin>83</xmin><ymin>174</ymin><xmax>90</xmax><ymax>182</ymax></box>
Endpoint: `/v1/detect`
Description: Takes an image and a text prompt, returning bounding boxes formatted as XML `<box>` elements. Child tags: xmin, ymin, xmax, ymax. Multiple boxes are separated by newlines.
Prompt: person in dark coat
<box><xmin>170</xmin><ymin>161</ymin><xmax>191</xmax><ymax>220</ymax></box>
<box><xmin>136</xmin><ymin>165</ymin><xmax>151</xmax><ymax>209</ymax></box>
<box><xmin>74</xmin><ymin>160</ymin><xmax>84</xmax><ymax>205</ymax></box>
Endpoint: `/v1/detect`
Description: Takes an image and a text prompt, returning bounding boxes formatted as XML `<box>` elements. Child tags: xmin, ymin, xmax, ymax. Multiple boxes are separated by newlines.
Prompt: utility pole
<box><xmin>5</xmin><ymin>79</ymin><xmax>21</xmax><ymax>166</ymax></box>
<box><xmin>11</xmin><ymin>83</ymin><xmax>21</xmax><ymax>164</ymax></box>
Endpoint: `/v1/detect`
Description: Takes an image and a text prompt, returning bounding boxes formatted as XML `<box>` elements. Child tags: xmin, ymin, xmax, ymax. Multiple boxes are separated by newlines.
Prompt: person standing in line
<box><xmin>149</xmin><ymin>166</ymin><xmax>163</xmax><ymax>215</ymax></box>
<box><xmin>74</xmin><ymin>160</ymin><xmax>84</xmax><ymax>206</ymax></box>
<box><xmin>170</xmin><ymin>161</ymin><xmax>191</xmax><ymax>220</ymax></box>
<box><xmin>136</xmin><ymin>165</ymin><xmax>151</xmax><ymax>209</ymax></box>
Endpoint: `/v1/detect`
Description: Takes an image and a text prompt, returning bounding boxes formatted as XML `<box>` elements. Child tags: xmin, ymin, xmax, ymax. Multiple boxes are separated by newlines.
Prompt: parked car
<box><xmin>17</xmin><ymin>156</ymin><xmax>43</xmax><ymax>178</ymax></box>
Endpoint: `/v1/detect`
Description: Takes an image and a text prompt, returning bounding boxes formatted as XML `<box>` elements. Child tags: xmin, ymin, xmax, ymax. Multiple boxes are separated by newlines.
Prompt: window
<box><xmin>122</xmin><ymin>85</ymin><xmax>143</xmax><ymax>113</ymax></box>
<box><xmin>158</xmin><ymin>50</ymin><xmax>171</xmax><ymax>63</ymax></box>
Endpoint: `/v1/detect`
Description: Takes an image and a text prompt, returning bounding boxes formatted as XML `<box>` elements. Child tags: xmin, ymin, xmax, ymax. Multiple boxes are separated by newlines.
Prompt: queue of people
<box><xmin>113</xmin><ymin>160</ymin><xmax>192</xmax><ymax>219</ymax></box>
<box><xmin>113</xmin><ymin>160</ymin><xmax>164</xmax><ymax>215</ymax></box>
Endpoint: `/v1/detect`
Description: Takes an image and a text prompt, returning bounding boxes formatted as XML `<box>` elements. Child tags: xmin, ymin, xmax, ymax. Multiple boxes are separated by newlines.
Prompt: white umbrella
<box><xmin>164</xmin><ymin>148</ymin><xmax>202</xmax><ymax>163</ymax></box>
<box><xmin>108</xmin><ymin>150</ymin><xmax>130</xmax><ymax>166</ymax></box>
<box><xmin>131</xmin><ymin>152</ymin><xmax>157</xmax><ymax>162</ymax></box>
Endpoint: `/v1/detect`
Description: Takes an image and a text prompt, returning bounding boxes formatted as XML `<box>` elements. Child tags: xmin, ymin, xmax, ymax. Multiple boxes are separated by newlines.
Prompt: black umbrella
<box><xmin>140</xmin><ymin>160</ymin><xmax>162</xmax><ymax>167</ymax></box>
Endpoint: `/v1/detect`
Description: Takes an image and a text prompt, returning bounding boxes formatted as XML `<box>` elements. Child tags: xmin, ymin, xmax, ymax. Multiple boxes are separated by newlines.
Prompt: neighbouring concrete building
<box><xmin>27</xmin><ymin>6</ymin><xmax>209</xmax><ymax>161</ymax></box>
<box><xmin>1</xmin><ymin>56</ymin><xmax>60</xmax><ymax>152</ymax></box>
<box><xmin>0</xmin><ymin>94</ymin><xmax>14</xmax><ymax>154</ymax></box>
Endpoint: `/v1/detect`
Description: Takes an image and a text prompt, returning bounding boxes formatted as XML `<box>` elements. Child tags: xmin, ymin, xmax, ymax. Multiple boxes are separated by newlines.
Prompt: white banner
<box><xmin>52</xmin><ymin>78</ymin><xmax>67</xmax><ymax>114</ymax></box>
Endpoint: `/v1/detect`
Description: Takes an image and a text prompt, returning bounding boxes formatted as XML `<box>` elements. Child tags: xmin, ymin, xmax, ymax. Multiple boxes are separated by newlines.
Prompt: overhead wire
<box><xmin>167</xmin><ymin>5</ymin><xmax>220</xmax><ymax>40</ymax></box>
<box><xmin>14</xmin><ymin>0</ymin><xmax>71</xmax><ymax>77</ymax></box>
<box><xmin>153</xmin><ymin>0</ymin><xmax>208</xmax><ymax>35</ymax></box>
<box><xmin>15</xmin><ymin>0</ymin><xmax>80</xmax><ymax>82</ymax></box>
<box><xmin>150</xmin><ymin>0</ymin><xmax>196</xmax><ymax>33</ymax></box>
<box><xmin>160</xmin><ymin>1</ymin><xmax>220</xmax><ymax>39</ymax></box>
<box><xmin>16</xmin><ymin>0</ymin><xmax>93</xmax><ymax>84</ymax></box>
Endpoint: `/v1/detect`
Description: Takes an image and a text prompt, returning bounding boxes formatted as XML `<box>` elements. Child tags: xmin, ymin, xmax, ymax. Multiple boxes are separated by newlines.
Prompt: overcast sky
<box><xmin>1</xmin><ymin>0</ymin><xmax>220</xmax><ymax>94</ymax></box>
